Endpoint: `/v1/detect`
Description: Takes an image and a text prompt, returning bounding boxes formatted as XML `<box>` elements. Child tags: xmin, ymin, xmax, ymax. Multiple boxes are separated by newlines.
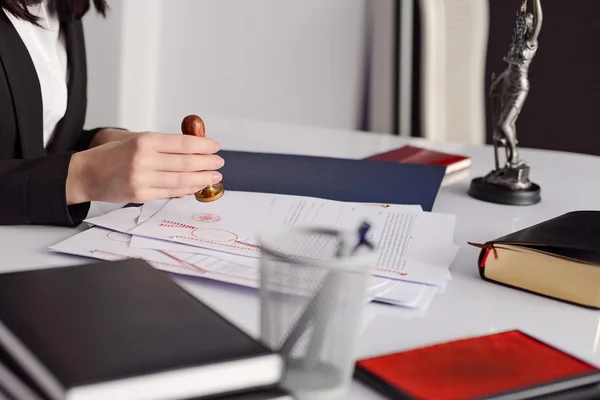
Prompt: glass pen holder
<box><xmin>258</xmin><ymin>225</ymin><xmax>376</xmax><ymax>400</ymax></box>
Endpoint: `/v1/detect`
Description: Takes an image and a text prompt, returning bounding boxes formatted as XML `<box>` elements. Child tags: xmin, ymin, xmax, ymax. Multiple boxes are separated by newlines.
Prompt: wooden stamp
<box><xmin>181</xmin><ymin>115</ymin><xmax>225</xmax><ymax>202</ymax></box>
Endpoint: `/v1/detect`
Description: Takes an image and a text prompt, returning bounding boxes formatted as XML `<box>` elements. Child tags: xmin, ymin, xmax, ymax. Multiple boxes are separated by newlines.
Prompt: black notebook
<box><xmin>469</xmin><ymin>211</ymin><xmax>600</xmax><ymax>309</ymax></box>
<box><xmin>0</xmin><ymin>259</ymin><xmax>282</xmax><ymax>400</ymax></box>
<box><xmin>198</xmin><ymin>386</ymin><xmax>292</xmax><ymax>400</ymax></box>
<box><xmin>0</xmin><ymin>344</ymin><xmax>48</xmax><ymax>400</ymax></box>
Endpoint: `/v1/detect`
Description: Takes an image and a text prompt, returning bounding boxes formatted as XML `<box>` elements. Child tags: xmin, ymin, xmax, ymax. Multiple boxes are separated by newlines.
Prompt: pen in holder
<box><xmin>258</xmin><ymin>223</ymin><xmax>376</xmax><ymax>400</ymax></box>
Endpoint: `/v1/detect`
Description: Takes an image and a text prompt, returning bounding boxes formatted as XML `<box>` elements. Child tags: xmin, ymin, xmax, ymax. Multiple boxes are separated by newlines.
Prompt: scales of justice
<box><xmin>468</xmin><ymin>0</ymin><xmax>543</xmax><ymax>206</ymax></box>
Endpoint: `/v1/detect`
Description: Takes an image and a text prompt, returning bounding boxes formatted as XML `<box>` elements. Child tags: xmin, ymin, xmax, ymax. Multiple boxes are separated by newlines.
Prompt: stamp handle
<box><xmin>181</xmin><ymin>115</ymin><xmax>206</xmax><ymax>138</ymax></box>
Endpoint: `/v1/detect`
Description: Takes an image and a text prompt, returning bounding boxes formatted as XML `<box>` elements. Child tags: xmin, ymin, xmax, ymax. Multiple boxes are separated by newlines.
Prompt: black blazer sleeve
<box><xmin>74</xmin><ymin>127</ymin><xmax>106</xmax><ymax>153</ymax></box>
<box><xmin>0</xmin><ymin>154</ymin><xmax>89</xmax><ymax>226</ymax></box>
<box><xmin>0</xmin><ymin>11</ymin><xmax>110</xmax><ymax>226</ymax></box>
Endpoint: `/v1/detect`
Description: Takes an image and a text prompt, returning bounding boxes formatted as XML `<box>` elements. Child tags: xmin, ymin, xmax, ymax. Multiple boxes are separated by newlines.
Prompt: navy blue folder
<box><xmin>217</xmin><ymin>150</ymin><xmax>445</xmax><ymax>212</ymax></box>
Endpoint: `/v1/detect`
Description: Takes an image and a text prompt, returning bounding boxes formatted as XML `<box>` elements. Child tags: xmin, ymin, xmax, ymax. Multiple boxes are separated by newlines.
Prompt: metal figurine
<box><xmin>468</xmin><ymin>0</ymin><xmax>542</xmax><ymax>206</ymax></box>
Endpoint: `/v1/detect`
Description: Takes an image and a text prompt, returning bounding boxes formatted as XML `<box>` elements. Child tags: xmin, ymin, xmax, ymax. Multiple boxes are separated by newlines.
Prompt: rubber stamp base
<box><xmin>194</xmin><ymin>183</ymin><xmax>225</xmax><ymax>203</ymax></box>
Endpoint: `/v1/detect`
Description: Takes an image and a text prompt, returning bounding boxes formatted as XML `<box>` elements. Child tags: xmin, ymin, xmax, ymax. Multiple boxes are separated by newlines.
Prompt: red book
<box><xmin>365</xmin><ymin>145</ymin><xmax>471</xmax><ymax>175</ymax></box>
<box><xmin>355</xmin><ymin>330</ymin><xmax>600</xmax><ymax>400</ymax></box>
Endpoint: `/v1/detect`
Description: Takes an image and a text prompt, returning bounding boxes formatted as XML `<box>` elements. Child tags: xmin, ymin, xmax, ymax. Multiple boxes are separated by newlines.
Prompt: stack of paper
<box><xmin>50</xmin><ymin>191</ymin><xmax>459</xmax><ymax>312</ymax></box>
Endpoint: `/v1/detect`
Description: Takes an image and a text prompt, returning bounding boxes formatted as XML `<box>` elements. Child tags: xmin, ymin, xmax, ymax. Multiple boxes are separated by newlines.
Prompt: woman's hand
<box><xmin>66</xmin><ymin>132</ymin><xmax>223</xmax><ymax>204</ymax></box>
<box><xmin>89</xmin><ymin>128</ymin><xmax>139</xmax><ymax>147</ymax></box>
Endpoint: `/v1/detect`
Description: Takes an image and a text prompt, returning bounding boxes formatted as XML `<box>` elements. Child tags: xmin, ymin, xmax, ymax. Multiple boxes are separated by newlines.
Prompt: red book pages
<box><xmin>365</xmin><ymin>145</ymin><xmax>471</xmax><ymax>174</ymax></box>
<box><xmin>356</xmin><ymin>331</ymin><xmax>599</xmax><ymax>400</ymax></box>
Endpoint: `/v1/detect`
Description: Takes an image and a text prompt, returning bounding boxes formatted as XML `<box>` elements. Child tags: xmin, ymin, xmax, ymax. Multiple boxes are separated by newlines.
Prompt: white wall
<box><xmin>364</xmin><ymin>0</ymin><xmax>396</xmax><ymax>135</ymax></box>
<box><xmin>83</xmin><ymin>1</ymin><xmax>490</xmax><ymax>144</ymax></box>
<box><xmin>82</xmin><ymin>0</ymin><xmax>123</xmax><ymax>129</ymax></box>
<box><xmin>155</xmin><ymin>0</ymin><xmax>368</xmax><ymax>134</ymax></box>
<box><xmin>83</xmin><ymin>0</ymin><xmax>396</xmax><ymax>135</ymax></box>
<box><xmin>417</xmin><ymin>0</ymin><xmax>488</xmax><ymax>144</ymax></box>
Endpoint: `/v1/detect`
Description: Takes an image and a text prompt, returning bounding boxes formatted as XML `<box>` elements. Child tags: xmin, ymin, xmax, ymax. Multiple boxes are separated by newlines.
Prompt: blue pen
<box><xmin>353</xmin><ymin>221</ymin><xmax>375</xmax><ymax>253</ymax></box>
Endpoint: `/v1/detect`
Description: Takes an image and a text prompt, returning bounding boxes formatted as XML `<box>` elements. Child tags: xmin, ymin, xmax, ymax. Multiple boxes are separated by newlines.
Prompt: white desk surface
<box><xmin>2</xmin><ymin>116</ymin><xmax>600</xmax><ymax>399</ymax></box>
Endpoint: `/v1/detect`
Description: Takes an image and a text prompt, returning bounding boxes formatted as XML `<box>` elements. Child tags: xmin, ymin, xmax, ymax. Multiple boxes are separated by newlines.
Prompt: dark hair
<box><xmin>1</xmin><ymin>0</ymin><xmax>108</xmax><ymax>24</ymax></box>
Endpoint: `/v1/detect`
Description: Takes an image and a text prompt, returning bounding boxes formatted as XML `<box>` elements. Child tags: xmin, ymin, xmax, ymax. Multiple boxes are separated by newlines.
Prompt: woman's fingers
<box><xmin>151</xmin><ymin>153</ymin><xmax>225</xmax><ymax>172</ymax></box>
<box><xmin>137</xmin><ymin>133</ymin><xmax>220</xmax><ymax>154</ymax></box>
<box><xmin>133</xmin><ymin>187</ymin><xmax>206</xmax><ymax>202</ymax></box>
<box><xmin>140</xmin><ymin>170</ymin><xmax>223</xmax><ymax>189</ymax></box>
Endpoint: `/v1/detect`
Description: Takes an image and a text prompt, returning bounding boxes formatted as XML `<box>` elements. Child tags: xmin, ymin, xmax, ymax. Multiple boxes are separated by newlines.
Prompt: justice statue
<box><xmin>468</xmin><ymin>0</ymin><xmax>542</xmax><ymax>205</ymax></box>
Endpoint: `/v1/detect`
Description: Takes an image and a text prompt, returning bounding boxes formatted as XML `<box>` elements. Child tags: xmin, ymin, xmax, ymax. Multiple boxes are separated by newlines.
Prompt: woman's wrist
<box><xmin>66</xmin><ymin>151</ymin><xmax>91</xmax><ymax>205</ymax></box>
<box><xmin>90</xmin><ymin>128</ymin><xmax>138</xmax><ymax>147</ymax></box>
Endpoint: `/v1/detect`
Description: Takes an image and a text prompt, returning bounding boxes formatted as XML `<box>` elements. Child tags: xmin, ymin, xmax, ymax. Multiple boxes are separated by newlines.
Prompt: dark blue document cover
<box><xmin>218</xmin><ymin>150</ymin><xmax>445</xmax><ymax>212</ymax></box>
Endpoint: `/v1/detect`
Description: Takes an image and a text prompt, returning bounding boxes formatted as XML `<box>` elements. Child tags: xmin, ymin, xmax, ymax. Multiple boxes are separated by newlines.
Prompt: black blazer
<box><xmin>0</xmin><ymin>11</ymin><xmax>103</xmax><ymax>226</ymax></box>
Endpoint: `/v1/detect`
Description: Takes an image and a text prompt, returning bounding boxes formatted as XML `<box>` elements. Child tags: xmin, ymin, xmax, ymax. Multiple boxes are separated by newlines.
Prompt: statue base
<box><xmin>468</xmin><ymin>164</ymin><xmax>541</xmax><ymax>206</ymax></box>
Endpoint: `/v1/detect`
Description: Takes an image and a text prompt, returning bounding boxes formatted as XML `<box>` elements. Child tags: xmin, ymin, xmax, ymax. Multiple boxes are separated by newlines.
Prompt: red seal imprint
<box><xmin>192</xmin><ymin>213</ymin><xmax>221</xmax><ymax>223</ymax></box>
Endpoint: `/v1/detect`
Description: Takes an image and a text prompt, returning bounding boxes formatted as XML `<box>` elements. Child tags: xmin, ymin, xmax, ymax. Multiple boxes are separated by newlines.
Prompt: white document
<box><xmin>49</xmin><ymin>226</ymin><xmax>404</xmax><ymax>305</ymax></box>
<box><xmin>80</xmin><ymin>193</ymin><xmax>450</xmax><ymax>305</ymax></box>
<box><xmin>394</xmin><ymin>212</ymin><xmax>457</xmax><ymax>267</ymax></box>
<box><xmin>136</xmin><ymin>201</ymin><xmax>263</xmax><ymax>265</ymax></box>
<box><xmin>373</xmin><ymin>280</ymin><xmax>426</xmax><ymax>305</ymax></box>
<box><xmin>446</xmin><ymin>244</ymin><xmax>461</xmax><ymax>279</ymax></box>
<box><xmin>375</xmin><ymin>284</ymin><xmax>438</xmax><ymax>310</ymax></box>
<box><xmin>129</xmin><ymin>192</ymin><xmax>423</xmax><ymax>256</ymax></box>
<box><xmin>85</xmin><ymin>199</ymin><xmax>167</xmax><ymax>233</ymax></box>
<box><xmin>373</xmin><ymin>279</ymin><xmax>438</xmax><ymax>308</ymax></box>
<box><xmin>84</xmin><ymin>207</ymin><xmax>141</xmax><ymax>233</ymax></box>
<box><xmin>128</xmin><ymin>200</ymin><xmax>451</xmax><ymax>292</ymax></box>
<box><xmin>128</xmin><ymin>192</ymin><xmax>454</xmax><ymax>286</ymax></box>
<box><xmin>130</xmin><ymin>199</ymin><xmax>424</xmax><ymax>255</ymax></box>
<box><xmin>138</xmin><ymin>199</ymin><xmax>169</xmax><ymax>224</ymax></box>
<box><xmin>84</xmin><ymin>202</ymin><xmax>259</xmax><ymax>267</ymax></box>
<box><xmin>49</xmin><ymin>226</ymin><xmax>263</xmax><ymax>287</ymax></box>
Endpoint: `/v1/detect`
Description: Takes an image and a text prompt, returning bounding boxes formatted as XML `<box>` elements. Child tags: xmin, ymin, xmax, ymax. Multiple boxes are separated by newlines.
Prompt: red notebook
<box><xmin>365</xmin><ymin>145</ymin><xmax>471</xmax><ymax>175</ymax></box>
<box><xmin>355</xmin><ymin>330</ymin><xmax>600</xmax><ymax>400</ymax></box>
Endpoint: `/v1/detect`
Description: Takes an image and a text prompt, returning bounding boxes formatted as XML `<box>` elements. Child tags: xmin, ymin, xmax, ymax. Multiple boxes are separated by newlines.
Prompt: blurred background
<box><xmin>82</xmin><ymin>0</ymin><xmax>600</xmax><ymax>155</ymax></box>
